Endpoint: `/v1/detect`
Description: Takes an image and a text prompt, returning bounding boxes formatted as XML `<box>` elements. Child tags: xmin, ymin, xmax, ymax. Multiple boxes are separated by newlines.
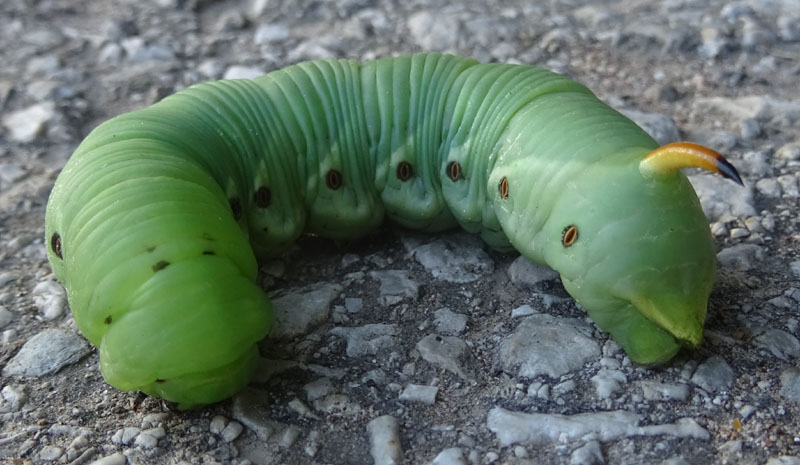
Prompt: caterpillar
<box><xmin>44</xmin><ymin>53</ymin><xmax>742</xmax><ymax>409</ymax></box>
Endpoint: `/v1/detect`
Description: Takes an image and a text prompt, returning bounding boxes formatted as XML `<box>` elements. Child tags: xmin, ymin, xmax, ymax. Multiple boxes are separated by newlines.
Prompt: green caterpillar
<box><xmin>44</xmin><ymin>53</ymin><xmax>742</xmax><ymax>409</ymax></box>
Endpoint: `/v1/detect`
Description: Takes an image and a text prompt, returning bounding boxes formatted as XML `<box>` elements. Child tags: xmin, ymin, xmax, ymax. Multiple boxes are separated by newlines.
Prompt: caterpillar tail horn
<box><xmin>639</xmin><ymin>142</ymin><xmax>743</xmax><ymax>186</ymax></box>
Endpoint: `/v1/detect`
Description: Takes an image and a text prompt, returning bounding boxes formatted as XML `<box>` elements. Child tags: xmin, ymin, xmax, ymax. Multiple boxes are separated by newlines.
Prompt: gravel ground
<box><xmin>2</xmin><ymin>0</ymin><xmax>800</xmax><ymax>464</ymax></box>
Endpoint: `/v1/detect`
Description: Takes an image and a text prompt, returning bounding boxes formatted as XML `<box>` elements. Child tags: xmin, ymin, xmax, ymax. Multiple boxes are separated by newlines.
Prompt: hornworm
<box><xmin>44</xmin><ymin>53</ymin><xmax>742</xmax><ymax>408</ymax></box>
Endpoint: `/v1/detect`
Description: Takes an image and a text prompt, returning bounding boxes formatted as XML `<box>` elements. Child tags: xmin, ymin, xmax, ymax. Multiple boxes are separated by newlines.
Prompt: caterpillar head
<box><xmin>538</xmin><ymin>143</ymin><xmax>741</xmax><ymax>364</ymax></box>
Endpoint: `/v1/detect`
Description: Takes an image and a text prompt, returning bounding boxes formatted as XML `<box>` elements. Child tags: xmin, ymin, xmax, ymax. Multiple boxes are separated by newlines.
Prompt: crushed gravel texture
<box><xmin>2</xmin><ymin>0</ymin><xmax>800</xmax><ymax>464</ymax></box>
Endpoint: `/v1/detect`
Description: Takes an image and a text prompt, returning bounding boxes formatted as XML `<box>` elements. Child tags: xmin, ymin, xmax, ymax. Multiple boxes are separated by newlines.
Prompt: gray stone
<box><xmin>2</xmin><ymin>329</ymin><xmax>90</xmax><ymax>377</ymax></box>
<box><xmin>487</xmin><ymin>408</ymin><xmax>709</xmax><ymax>446</ymax></box>
<box><xmin>0</xmin><ymin>163</ymin><xmax>27</xmax><ymax>185</ymax></box>
<box><xmin>331</xmin><ymin>323</ymin><xmax>398</xmax><ymax>357</ymax></box>
<box><xmin>367</xmin><ymin>415</ymin><xmax>402</xmax><ymax>465</ymax></box>
<box><xmin>417</xmin><ymin>334</ymin><xmax>474</xmax><ymax>379</ymax></box>
<box><xmin>591</xmin><ymin>369</ymin><xmax>627</xmax><ymax>399</ymax></box>
<box><xmin>232</xmin><ymin>388</ymin><xmax>287</xmax><ymax>441</ymax></box>
<box><xmin>220</xmin><ymin>421</ymin><xmax>244</xmax><ymax>443</ymax></box>
<box><xmin>780</xmin><ymin>369</ymin><xmax>800</xmax><ymax>402</ymax></box>
<box><xmin>88</xmin><ymin>453</ymin><xmax>126</xmax><ymax>465</ymax></box>
<box><xmin>39</xmin><ymin>446</ymin><xmax>63</xmax><ymax>461</ymax></box>
<box><xmin>507</xmin><ymin>256</ymin><xmax>559</xmax><ymax>289</ymax></box>
<box><xmin>399</xmin><ymin>384</ymin><xmax>438</xmax><ymax>405</ymax></box>
<box><xmin>223</xmin><ymin>65</ymin><xmax>264</xmax><ymax>80</ymax></box>
<box><xmin>570</xmin><ymin>440</ymin><xmax>604</xmax><ymax>465</ymax></box>
<box><xmin>778</xmin><ymin>175</ymin><xmax>799</xmax><ymax>197</ymax></box>
<box><xmin>429</xmin><ymin>448</ymin><xmax>466</xmax><ymax>465</ymax></box>
<box><xmin>1</xmin><ymin>384</ymin><xmax>28</xmax><ymax>412</ymax></box>
<box><xmin>500</xmin><ymin>314</ymin><xmax>600</xmax><ymax>378</ymax></box>
<box><xmin>255</xmin><ymin>24</ymin><xmax>290</xmax><ymax>44</ymax></box>
<box><xmin>739</xmin><ymin>150</ymin><xmax>772</xmax><ymax>178</ymax></box>
<box><xmin>620</xmin><ymin>109</ymin><xmax>680</xmax><ymax>145</ymax></box>
<box><xmin>407</xmin><ymin>11</ymin><xmax>459</xmax><ymax>50</ymax></box>
<box><xmin>270</xmin><ymin>282</ymin><xmax>341</xmax><ymax>339</ymax></box>
<box><xmin>32</xmin><ymin>280</ymin><xmax>67</xmax><ymax>320</ymax></box>
<box><xmin>754</xmin><ymin>329</ymin><xmax>800</xmax><ymax>360</ymax></box>
<box><xmin>756</xmin><ymin>178</ymin><xmax>782</xmax><ymax>198</ymax></box>
<box><xmin>408</xmin><ymin>235</ymin><xmax>493</xmax><ymax>283</ymax></box>
<box><xmin>0</xmin><ymin>305</ymin><xmax>12</xmax><ymax>328</ymax></box>
<box><xmin>369</xmin><ymin>270</ymin><xmax>419</xmax><ymax>305</ymax></box>
<box><xmin>433</xmin><ymin>308</ymin><xmax>468</xmax><ymax>335</ymax></box>
<box><xmin>640</xmin><ymin>381</ymin><xmax>690</xmax><ymax>401</ymax></box>
<box><xmin>304</xmin><ymin>377</ymin><xmax>334</xmax><ymax>401</ymax></box>
<box><xmin>690</xmin><ymin>174</ymin><xmax>757</xmax><ymax>222</ymax></box>
<box><xmin>693</xmin><ymin>96</ymin><xmax>800</xmax><ymax>126</ymax></box>
<box><xmin>716</xmin><ymin>244</ymin><xmax>765</xmax><ymax>272</ymax></box>
<box><xmin>2</xmin><ymin>102</ymin><xmax>56</xmax><ymax>143</ymax></box>
<box><xmin>776</xmin><ymin>141</ymin><xmax>800</xmax><ymax>161</ymax></box>
<box><xmin>111</xmin><ymin>427</ymin><xmax>140</xmax><ymax>445</ymax></box>
<box><xmin>791</xmin><ymin>261</ymin><xmax>800</xmax><ymax>279</ymax></box>
<box><xmin>690</xmin><ymin>356</ymin><xmax>734</xmax><ymax>393</ymax></box>
<box><xmin>765</xmin><ymin>457</ymin><xmax>800</xmax><ymax>465</ymax></box>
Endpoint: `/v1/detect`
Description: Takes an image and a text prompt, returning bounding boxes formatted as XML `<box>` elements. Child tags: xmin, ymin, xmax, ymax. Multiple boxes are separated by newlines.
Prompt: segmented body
<box><xmin>45</xmin><ymin>53</ymin><xmax>711</xmax><ymax>407</ymax></box>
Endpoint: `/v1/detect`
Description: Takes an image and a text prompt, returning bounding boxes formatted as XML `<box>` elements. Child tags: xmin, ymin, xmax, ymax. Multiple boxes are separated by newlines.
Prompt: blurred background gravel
<box><xmin>1</xmin><ymin>0</ymin><xmax>799</xmax><ymax>464</ymax></box>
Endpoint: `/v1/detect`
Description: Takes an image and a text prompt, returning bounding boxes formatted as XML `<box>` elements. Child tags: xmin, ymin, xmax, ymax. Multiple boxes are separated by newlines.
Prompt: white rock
<box><xmin>112</xmin><ymin>427</ymin><xmax>140</xmax><ymax>445</ymax></box>
<box><xmin>407</xmin><ymin>235</ymin><xmax>493</xmax><ymax>283</ymax></box>
<box><xmin>417</xmin><ymin>334</ymin><xmax>474</xmax><ymax>379</ymax></box>
<box><xmin>368</xmin><ymin>270</ymin><xmax>419</xmax><ymax>305</ymax></box>
<box><xmin>507</xmin><ymin>256</ymin><xmax>559</xmax><ymax>289</ymax></box>
<box><xmin>500</xmin><ymin>314</ymin><xmax>600</xmax><ymax>378</ymax></box>
<box><xmin>0</xmin><ymin>306</ymin><xmax>12</xmax><ymax>328</ymax></box>
<box><xmin>754</xmin><ymin>329</ymin><xmax>800</xmax><ymax>360</ymax></box>
<box><xmin>0</xmin><ymin>163</ymin><xmax>27</xmax><ymax>185</ymax></box>
<box><xmin>134</xmin><ymin>431</ymin><xmax>159</xmax><ymax>448</ymax></box>
<box><xmin>765</xmin><ymin>457</ymin><xmax>800</xmax><ymax>465</ymax></box>
<box><xmin>690</xmin><ymin>174</ymin><xmax>756</xmax><ymax>221</ymax></box>
<box><xmin>429</xmin><ymin>447</ymin><xmax>467</xmax><ymax>465</ymax></box>
<box><xmin>221</xmin><ymin>421</ymin><xmax>244</xmax><ymax>442</ymax></box>
<box><xmin>570</xmin><ymin>440</ymin><xmax>604</xmax><ymax>465</ymax></box>
<box><xmin>511</xmin><ymin>304</ymin><xmax>536</xmax><ymax>318</ymax></box>
<box><xmin>487</xmin><ymin>407</ymin><xmax>709</xmax><ymax>446</ymax></box>
<box><xmin>39</xmin><ymin>445</ymin><xmax>63</xmax><ymax>461</ymax></box>
<box><xmin>210</xmin><ymin>415</ymin><xmax>227</xmax><ymax>435</ymax></box>
<box><xmin>88</xmin><ymin>453</ymin><xmax>126</xmax><ymax>465</ymax></box>
<box><xmin>399</xmin><ymin>384</ymin><xmax>438</xmax><ymax>405</ymax></box>
<box><xmin>367</xmin><ymin>415</ymin><xmax>402</xmax><ymax>465</ymax></box>
<box><xmin>254</xmin><ymin>24</ymin><xmax>289</xmax><ymax>44</ymax></box>
<box><xmin>408</xmin><ymin>11</ymin><xmax>459</xmax><ymax>50</ymax></box>
<box><xmin>223</xmin><ymin>65</ymin><xmax>264</xmax><ymax>80</ymax></box>
<box><xmin>640</xmin><ymin>381</ymin><xmax>690</xmax><ymax>401</ymax></box>
<box><xmin>270</xmin><ymin>282</ymin><xmax>341</xmax><ymax>338</ymax></box>
<box><xmin>2</xmin><ymin>329</ymin><xmax>90</xmax><ymax>377</ymax></box>
<box><xmin>32</xmin><ymin>280</ymin><xmax>67</xmax><ymax>320</ymax></box>
<box><xmin>330</xmin><ymin>323</ymin><xmax>398</xmax><ymax>357</ymax></box>
<box><xmin>690</xmin><ymin>356</ymin><xmax>734</xmax><ymax>393</ymax></box>
<box><xmin>304</xmin><ymin>377</ymin><xmax>334</xmax><ymax>401</ymax></box>
<box><xmin>2</xmin><ymin>102</ymin><xmax>56</xmax><ymax>143</ymax></box>
<box><xmin>1</xmin><ymin>384</ymin><xmax>28</xmax><ymax>411</ymax></box>
<box><xmin>717</xmin><ymin>244</ymin><xmax>765</xmax><ymax>272</ymax></box>
<box><xmin>620</xmin><ymin>109</ymin><xmax>680</xmax><ymax>145</ymax></box>
<box><xmin>433</xmin><ymin>308</ymin><xmax>468</xmax><ymax>335</ymax></box>
<box><xmin>591</xmin><ymin>369</ymin><xmax>627</xmax><ymax>399</ymax></box>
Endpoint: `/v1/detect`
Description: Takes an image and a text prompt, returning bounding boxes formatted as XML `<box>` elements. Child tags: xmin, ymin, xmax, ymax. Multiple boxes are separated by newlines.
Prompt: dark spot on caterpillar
<box><xmin>153</xmin><ymin>260</ymin><xmax>170</xmax><ymax>272</ymax></box>
<box><xmin>202</xmin><ymin>250</ymin><xmax>215</xmax><ymax>255</ymax></box>
<box><xmin>254</xmin><ymin>186</ymin><xmax>271</xmax><ymax>208</ymax></box>
<box><xmin>156</xmin><ymin>379</ymin><xmax>166</xmax><ymax>383</ymax></box>
<box><xmin>447</xmin><ymin>161</ymin><xmax>461</xmax><ymax>181</ymax></box>
<box><xmin>145</xmin><ymin>246</ymin><xmax>155</xmax><ymax>253</ymax></box>
<box><xmin>562</xmin><ymin>225</ymin><xmax>579</xmax><ymax>247</ymax></box>
<box><xmin>229</xmin><ymin>197</ymin><xmax>242</xmax><ymax>221</ymax></box>
<box><xmin>325</xmin><ymin>170</ymin><xmax>342</xmax><ymax>190</ymax></box>
<box><xmin>396</xmin><ymin>161</ymin><xmax>414</xmax><ymax>181</ymax></box>
<box><xmin>499</xmin><ymin>177</ymin><xmax>509</xmax><ymax>199</ymax></box>
<box><xmin>202</xmin><ymin>232</ymin><xmax>214</xmax><ymax>241</ymax></box>
<box><xmin>51</xmin><ymin>232</ymin><xmax>62</xmax><ymax>259</ymax></box>
<box><xmin>104</xmin><ymin>315</ymin><xmax>112</xmax><ymax>324</ymax></box>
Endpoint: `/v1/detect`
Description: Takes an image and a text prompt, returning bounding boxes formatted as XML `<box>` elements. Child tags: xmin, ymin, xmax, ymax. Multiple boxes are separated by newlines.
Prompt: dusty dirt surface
<box><xmin>2</xmin><ymin>0</ymin><xmax>800</xmax><ymax>464</ymax></box>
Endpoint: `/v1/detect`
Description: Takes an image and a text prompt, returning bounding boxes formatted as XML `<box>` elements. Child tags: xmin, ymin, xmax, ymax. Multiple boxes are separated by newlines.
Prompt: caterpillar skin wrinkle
<box><xmin>44</xmin><ymin>53</ymin><xmax>742</xmax><ymax>408</ymax></box>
